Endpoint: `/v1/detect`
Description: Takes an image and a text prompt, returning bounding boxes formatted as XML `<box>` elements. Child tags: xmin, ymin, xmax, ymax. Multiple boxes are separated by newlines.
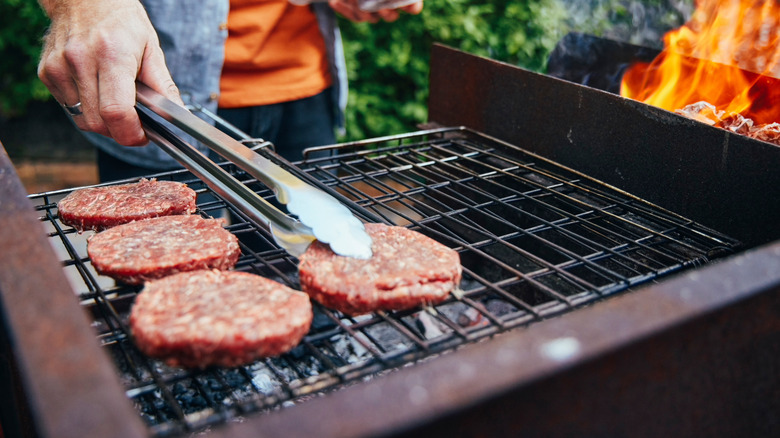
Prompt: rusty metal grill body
<box><xmin>1</xmin><ymin>45</ymin><xmax>778</xmax><ymax>438</ymax></box>
<box><xmin>26</xmin><ymin>127</ymin><xmax>738</xmax><ymax>436</ymax></box>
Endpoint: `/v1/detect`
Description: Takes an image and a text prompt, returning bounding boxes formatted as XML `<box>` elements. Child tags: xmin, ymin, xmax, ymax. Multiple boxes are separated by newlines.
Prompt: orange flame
<box><xmin>620</xmin><ymin>0</ymin><xmax>780</xmax><ymax>125</ymax></box>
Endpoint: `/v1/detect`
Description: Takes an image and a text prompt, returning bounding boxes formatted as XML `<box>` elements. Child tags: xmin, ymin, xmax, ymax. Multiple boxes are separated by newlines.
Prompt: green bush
<box><xmin>338</xmin><ymin>0</ymin><xmax>570</xmax><ymax>140</ymax></box>
<box><xmin>2</xmin><ymin>0</ymin><xmax>567</xmax><ymax>124</ymax></box>
<box><xmin>337</xmin><ymin>0</ymin><xmax>693</xmax><ymax>141</ymax></box>
<box><xmin>1</xmin><ymin>0</ymin><xmax>689</xmax><ymax>138</ymax></box>
<box><xmin>0</xmin><ymin>0</ymin><xmax>570</xmax><ymax>131</ymax></box>
<box><xmin>0</xmin><ymin>0</ymin><xmax>50</xmax><ymax>117</ymax></box>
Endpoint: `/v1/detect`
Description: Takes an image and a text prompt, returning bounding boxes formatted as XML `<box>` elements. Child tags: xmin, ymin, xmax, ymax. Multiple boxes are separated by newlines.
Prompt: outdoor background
<box><xmin>0</xmin><ymin>0</ymin><xmax>691</xmax><ymax>191</ymax></box>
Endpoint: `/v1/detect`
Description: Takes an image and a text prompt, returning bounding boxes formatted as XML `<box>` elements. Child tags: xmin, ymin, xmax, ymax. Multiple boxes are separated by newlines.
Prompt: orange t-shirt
<box><xmin>219</xmin><ymin>0</ymin><xmax>332</xmax><ymax>108</ymax></box>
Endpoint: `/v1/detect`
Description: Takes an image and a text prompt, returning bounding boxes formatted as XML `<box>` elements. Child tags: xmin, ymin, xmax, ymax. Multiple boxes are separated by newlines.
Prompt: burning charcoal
<box><xmin>310</xmin><ymin>308</ymin><xmax>338</xmax><ymax>331</ymax></box>
<box><xmin>150</xmin><ymin>390</ymin><xmax>173</xmax><ymax>419</ymax></box>
<box><xmin>137</xmin><ymin>409</ymin><xmax>158</xmax><ymax>426</ymax></box>
<box><xmin>333</xmin><ymin>334</ymin><xmax>370</xmax><ymax>360</ymax></box>
<box><xmin>364</xmin><ymin>322</ymin><xmax>414</xmax><ymax>351</ymax></box>
<box><xmin>285</xmin><ymin>344</ymin><xmax>308</xmax><ymax>360</ymax></box>
<box><xmin>674</xmin><ymin>101</ymin><xmax>724</xmax><ymax>125</ymax></box>
<box><xmin>220</xmin><ymin>369</ymin><xmax>248</xmax><ymax>389</ymax></box>
<box><xmin>456</xmin><ymin>307</ymin><xmax>483</xmax><ymax>328</ymax></box>
<box><xmin>172</xmin><ymin>383</ymin><xmax>207</xmax><ymax>411</ymax></box>
<box><xmin>485</xmin><ymin>298</ymin><xmax>518</xmax><ymax>317</ymax></box>
<box><xmin>749</xmin><ymin>123</ymin><xmax>780</xmax><ymax>145</ymax></box>
<box><xmin>674</xmin><ymin>101</ymin><xmax>780</xmax><ymax>145</ymax></box>
<box><xmin>250</xmin><ymin>371</ymin><xmax>277</xmax><ymax>395</ymax></box>
<box><xmin>715</xmin><ymin>113</ymin><xmax>754</xmax><ymax>135</ymax></box>
<box><xmin>430</xmin><ymin>300</ymin><xmax>482</xmax><ymax>329</ymax></box>
<box><xmin>416</xmin><ymin>311</ymin><xmax>445</xmax><ymax>339</ymax></box>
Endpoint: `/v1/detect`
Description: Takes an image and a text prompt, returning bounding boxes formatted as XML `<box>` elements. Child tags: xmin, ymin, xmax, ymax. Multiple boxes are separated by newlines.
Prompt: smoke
<box><xmin>545</xmin><ymin>1</ymin><xmax>695</xmax><ymax>92</ymax></box>
<box><xmin>556</xmin><ymin>0</ymin><xmax>694</xmax><ymax>49</ymax></box>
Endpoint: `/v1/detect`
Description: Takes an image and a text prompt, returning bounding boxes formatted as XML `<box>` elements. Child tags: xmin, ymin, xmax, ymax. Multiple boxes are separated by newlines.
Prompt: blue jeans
<box><xmin>217</xmin><ymin>87</ymin><xmax>336</xmax><ymax>162</ymax></box>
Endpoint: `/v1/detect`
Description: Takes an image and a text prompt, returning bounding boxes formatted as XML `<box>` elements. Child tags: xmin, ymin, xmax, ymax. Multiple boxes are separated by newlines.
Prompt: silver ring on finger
<box><xmin>62</xmin><ymin>101</ymin><xmax>83</xmax><ymax>116</ymax></box>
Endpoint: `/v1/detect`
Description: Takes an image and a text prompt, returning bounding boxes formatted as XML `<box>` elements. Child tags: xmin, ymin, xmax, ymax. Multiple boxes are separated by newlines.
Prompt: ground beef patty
<box><xmin>298</xmin><ymin>223</ymin><xmax>462</xmax><ymax>315</ymax></box>
<box><xmin>58</xmin><ymin>178</ymin><xmax>197</xmax><ymax>232</ymax></box>
<box><xmin>130</xmin><ymin>270</ymin><xmax>313</xmax><ymax>368</ymax></box>
<box><xmin>88</xmin><ymin>215</ymin><xmax>240</xmax><ymax>285</ymax></box>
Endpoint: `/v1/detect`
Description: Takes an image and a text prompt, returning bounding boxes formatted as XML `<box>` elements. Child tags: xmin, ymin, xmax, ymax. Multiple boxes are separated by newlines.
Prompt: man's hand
<box><xmin>329</xmin><ymin>0</ymin><xmax>423</xmax><ymax>23</ymax></box>
<box><xmin>37</xmin><ymin>0</ymin><xmax>181</xmax><ymax>146</ymax></box>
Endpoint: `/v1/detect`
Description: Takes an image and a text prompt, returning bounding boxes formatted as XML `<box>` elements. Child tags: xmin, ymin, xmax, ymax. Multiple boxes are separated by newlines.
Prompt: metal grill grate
<box><xmin>29</xmin><ymin>127</ymin><xmax>740</xmax><ymax>437</ymax></box>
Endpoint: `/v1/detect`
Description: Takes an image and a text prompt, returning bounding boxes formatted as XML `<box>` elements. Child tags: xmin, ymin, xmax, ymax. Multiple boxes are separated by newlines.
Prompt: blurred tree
<box><xmin>0</xmin><ymin>0</ymin><xmax>691</xmax><ymax>139</ymax></box>
<box><xmin>338</xmin><ymin>0</ymin><xmax>571</xmax><ymax>140</ymax></box>
<box><xmin>0</xmin><ymin>0</ymin><xmax>50</xmax><ymax>117</ymax></box>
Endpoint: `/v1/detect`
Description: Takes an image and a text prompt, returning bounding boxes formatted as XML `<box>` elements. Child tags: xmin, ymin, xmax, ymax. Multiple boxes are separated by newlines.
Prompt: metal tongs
<box><xmin>135</xmin><ymin>82</ymin><xmax>372</xmax><ymax>259</ymax></box>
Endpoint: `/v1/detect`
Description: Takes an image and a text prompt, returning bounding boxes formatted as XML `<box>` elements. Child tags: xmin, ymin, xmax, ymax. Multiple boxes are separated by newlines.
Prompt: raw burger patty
<box><xmin>298</xmin><ymin>223</ymin><xmax>462</xmax><ymax>315</ymax></box>
<box><xmin>58</xmin><ymin>178</ymin><xmax>197</xmax><ymax>231</ymax></box>
<box><xmin>88</xmin><ymin>215</ymin><xmax>240</xmax><ymax>285</ymax></box>
<box><xmin>130</xmin><ymin>270</ymin><xmax>313</xmax><ymax>368</ymax></box>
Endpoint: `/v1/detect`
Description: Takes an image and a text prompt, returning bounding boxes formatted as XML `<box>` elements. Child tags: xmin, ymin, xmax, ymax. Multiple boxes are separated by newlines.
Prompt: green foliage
<box><xmin>1</xmin><ymin>0</ymin><xmax>691</xmax><ymax>139</ymax></box>
<box><xmin>0</xmin><ymin>0</ymin><xmax>51</xmax><ymax>117</ymax></box>
<box><xmin>338</xmin><ymin>0</ymin><xmax>570</xmax><ymax>141</ymax></box>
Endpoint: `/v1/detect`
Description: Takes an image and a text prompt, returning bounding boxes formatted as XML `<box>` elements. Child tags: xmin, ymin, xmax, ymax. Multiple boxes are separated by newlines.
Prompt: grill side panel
<box><xmin>427</xmin><ymin>44</ymin><xmax>780</xmax><ymax>248</ymax></box>
<box><xmin>0</xmin><ymin>145</ymin><xmax>146</xmax><ymax>438</ymax></box>
<box><xmin>3</xmin><ymin>44</ymin><xmax>778</xmax><ymax>438</ymax></box>
<box><xmin>395</xmin><ymin>255</ymin><xmax>780</xmax><ymax>438</ymax></box>
<box><xmin>222</xmin><ymin>240</ymin><xmax>780</xmax><ymax>438</ymax></box>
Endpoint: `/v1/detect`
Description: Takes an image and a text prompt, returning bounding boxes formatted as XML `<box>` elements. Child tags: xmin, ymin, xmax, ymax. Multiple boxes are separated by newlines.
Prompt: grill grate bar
<box><xmin>28</xmin><ymin>127</ymin><xmax>740</xmax><ymax>437</ymax></box>
<box><xmin>336</xmin><ymin>154</ymin><xmax>611</xmax><ymax>304</ymax></box>
<box><xmin>317</xmin><ymin>166</ymin><xmax>592</xmax><ymax>307</ymax></box>
<box><xmin>441</xmin><ymin>140</ymin><xmax>680</xmax><ymax>245</ymax></box>
<box><xmin>432</xmin><ymin>142</ymin><xmax>699</xmax><ymax>268</ymax></box>
<box><xmin>397</xmin><ymin>138</ymin><xmax>714</xmax><ymax>285</ymax></box>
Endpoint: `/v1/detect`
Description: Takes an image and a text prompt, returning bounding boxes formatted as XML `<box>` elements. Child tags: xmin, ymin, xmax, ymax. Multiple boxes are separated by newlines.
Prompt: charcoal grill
<box><xmin>1</xmin><ymin>45</ymin><xmax>778</xmax><ymax>438</ymax></box>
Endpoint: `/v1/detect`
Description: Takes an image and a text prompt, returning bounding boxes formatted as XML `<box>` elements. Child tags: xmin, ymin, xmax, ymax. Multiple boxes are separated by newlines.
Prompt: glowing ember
<box><xmin>620</xmin><ymin>0</ymin><xmax>780</xmax><ymax>143</ymax></box>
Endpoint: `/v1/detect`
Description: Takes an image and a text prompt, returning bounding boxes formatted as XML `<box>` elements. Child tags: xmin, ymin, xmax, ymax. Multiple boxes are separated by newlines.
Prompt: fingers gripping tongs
<box><xmin>135</xmin><ymin>82</ymin><xmax>373</xmax><ymax>259</ymax></box>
